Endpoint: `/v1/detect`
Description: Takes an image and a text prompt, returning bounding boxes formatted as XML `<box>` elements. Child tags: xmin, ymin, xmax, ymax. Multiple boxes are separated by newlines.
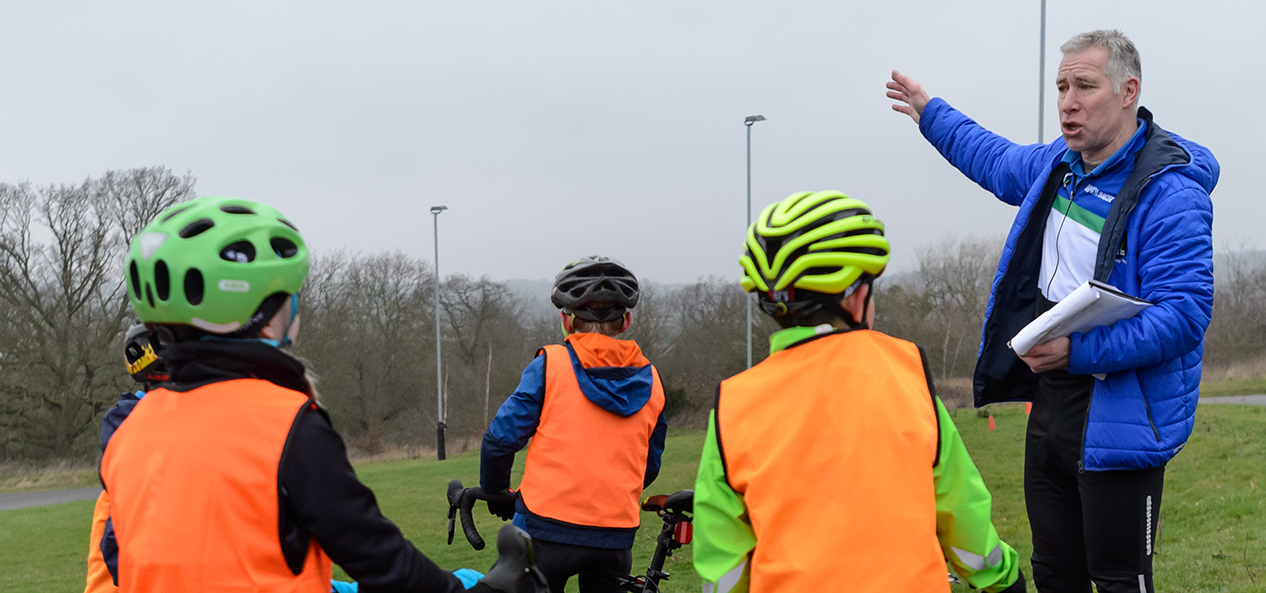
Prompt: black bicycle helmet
<box><xmin>550</xmin><ymin>255</ymin><xmax>640</xmax><ymax>322</ymax></box>
<box><xmin>124</xmin><ymin>323</ymin><xmax>169</xmax><ymax>385</ymax></box>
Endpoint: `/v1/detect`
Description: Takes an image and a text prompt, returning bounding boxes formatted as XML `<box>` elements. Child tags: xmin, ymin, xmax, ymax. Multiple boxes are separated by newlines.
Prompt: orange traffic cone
<box><xmin>1025</xmin><ymin>402</ymin><xmax>1033</xmax><ymax>415</ymax></box>
<box><xmin>988</xmin><ymin>415</ymin><xmax>997</xmax><ymax>431</ymax></box>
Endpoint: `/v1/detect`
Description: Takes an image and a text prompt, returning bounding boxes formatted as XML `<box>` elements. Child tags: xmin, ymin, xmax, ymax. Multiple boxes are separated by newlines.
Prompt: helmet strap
<box><xmin>559</xmin><ymin>312</ymin><xmax>575</xmax><ymax>339</ymax></box>
<box><xmin>267</xmin><ymin>293</ymin><xmax>301</xmax><ymax>349</ymax></box>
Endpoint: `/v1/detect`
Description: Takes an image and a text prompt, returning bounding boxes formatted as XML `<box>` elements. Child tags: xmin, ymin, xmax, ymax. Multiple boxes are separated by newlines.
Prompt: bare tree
<box><xmin>915</xmin><ymin>236</ymin><xmax>1001</xmax><ymax>380</ymax></box>
<box><xmin>0</xmin><ymin>168</ymin><xmax>194</xmax><ymax>459</ymax></box>
<box><xmin>297</xmin><ymin>251</ymin><xmax>435</xmax><ymax>453</ymax></box>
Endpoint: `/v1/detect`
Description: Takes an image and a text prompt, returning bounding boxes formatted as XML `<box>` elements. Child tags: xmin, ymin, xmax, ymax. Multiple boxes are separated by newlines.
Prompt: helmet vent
<box><xmin>184</xmin><ymin>268</ymin><xmax>205</xmax><ymax>306</ymax></box>
<box><xmin>160</xmin><ymin>205</ymin><xmax>192</xmax><ymax>223</ymax></box>
<box><xmin>145</xmin><ymin>284</ymin><xmax>155</xmax><ymax>308</ymax></box>
<box><xmin>277</xmin><ymin>218</ymin><xmax>299</xmax><ymax>232</ymax></box>
<box><xmin>220</xmin><ymin>241</ymin><xmax>256</xmax><ymax>263</ymax></box>
<box><xmin>220</xmin><ymin>205</ymin><xmax>256</xmax><ymax>215</ymax></box>
<box><xmin>154</xmin><ymin>260</ymin><xmax>171</xmax><ymax>301</ymax></box>
<box><xmin>179</xmin><ymin>218</ymin><xmax>215</xmax><ymax>239</ymax></box>
<box><xmin>270</xmin><ymin>237</ymin><xmax>298</xmax><ymax>259</ymax></box>
<box><xmin>128</xmin><ymin>260</ymin><xmax>142</xmax><ymax>300</ymax></box>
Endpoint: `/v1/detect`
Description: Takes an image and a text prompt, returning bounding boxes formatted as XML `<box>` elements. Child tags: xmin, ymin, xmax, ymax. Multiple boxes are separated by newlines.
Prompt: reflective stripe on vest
<box><xmin>718</xmin><ymin>330</ymin><xmax>946</xmax><ymax>593</ymax></box>
<box><xmin>518</xmin><ymin>341</ymin><xmax>665</xmax><ymax>529</ymax></box>
<box><xmin>101</xmin><ymin>379</ymin><xmax>332</xmax><ymax>593</ymax></box>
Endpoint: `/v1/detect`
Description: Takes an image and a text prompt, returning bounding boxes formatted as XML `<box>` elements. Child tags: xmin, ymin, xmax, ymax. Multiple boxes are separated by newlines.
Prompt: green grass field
<box><xmin>1199</xmin><ymin>376</ymin><xmax>1266</xmax><ymax>399</ymax></box>
<box><xmin>3</xmin><ymin>404</ymin><xmax>1263</xmax><ymax>592</ymax></box>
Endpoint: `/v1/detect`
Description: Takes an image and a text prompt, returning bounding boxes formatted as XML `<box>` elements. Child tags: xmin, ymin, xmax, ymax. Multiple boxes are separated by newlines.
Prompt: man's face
<box><xmin>1056</xmin><ymin>47</ymin><xmax>1136</xmax><ymax>159</ymax></box>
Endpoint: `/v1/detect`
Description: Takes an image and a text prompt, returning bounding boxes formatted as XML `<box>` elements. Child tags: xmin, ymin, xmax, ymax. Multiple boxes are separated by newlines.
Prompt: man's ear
<box><xmin>620</xmin><ymin>311</ymin><xmax>632</xmax><ymax>334</ymax></box>
<box><xmin>559</xmin><ymin>311</ymin><xmax>573</xmax><ymax>334</ymax></box>
<box><xmin>1121</xmin><ymin>77</ymin><xmax>1140</xmax><ymax>109</ymax></box>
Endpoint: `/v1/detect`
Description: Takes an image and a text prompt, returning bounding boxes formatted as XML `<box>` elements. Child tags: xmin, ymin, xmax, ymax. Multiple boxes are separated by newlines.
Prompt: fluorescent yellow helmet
<box><xmin>740</xmin><ymin>191</ymin><xmax>890</xmax><ymax>327</ymax></box>
<box><xmin>741</xmin><ymin>190</ymin><xmax>890</xmax><ymax>294</ymax></box>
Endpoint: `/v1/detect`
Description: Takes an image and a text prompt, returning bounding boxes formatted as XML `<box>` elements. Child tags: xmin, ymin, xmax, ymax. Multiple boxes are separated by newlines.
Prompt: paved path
<box><xmin>1200</xmin><ymin>395</ymin><xmax>1266</xmax><ymax>406</ymax></box>
<box><xmin>0</xmin><ymin>487</ymin><xmax>101</xmax><ymax>512</ymax></box>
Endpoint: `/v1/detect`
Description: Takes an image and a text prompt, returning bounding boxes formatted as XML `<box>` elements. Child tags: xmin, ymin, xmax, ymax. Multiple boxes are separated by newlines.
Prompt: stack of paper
<box><xmin>1009</xmin><ymin>280</ymin><xmax>1152</xmax><ymax>360</ymax></box>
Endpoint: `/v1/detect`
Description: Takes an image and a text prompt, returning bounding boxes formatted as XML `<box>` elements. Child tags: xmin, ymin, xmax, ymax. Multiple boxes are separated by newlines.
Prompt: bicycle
<box><xmin>447</xmin><ymin>480</ymin><xmax>694</xmax><ymax>593</ymax></box>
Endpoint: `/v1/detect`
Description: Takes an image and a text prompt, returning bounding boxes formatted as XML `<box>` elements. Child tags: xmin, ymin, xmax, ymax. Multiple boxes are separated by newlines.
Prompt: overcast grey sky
<box><xmin>0</xmin><ymin>1</ymin><xmax>1257</xmax><ymax>283</ymax></box>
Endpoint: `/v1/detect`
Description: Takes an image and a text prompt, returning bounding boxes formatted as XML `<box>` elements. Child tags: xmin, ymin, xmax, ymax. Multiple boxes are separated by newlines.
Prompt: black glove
<box><xmin>483</xmin><ymin>489</ymin><xmax>517</xmax><ymax>521</ymax></box>
<box><xmin>996</xmin><ymin>568</ymin><xmax>1027</xmax><ymax>593</ymax></box>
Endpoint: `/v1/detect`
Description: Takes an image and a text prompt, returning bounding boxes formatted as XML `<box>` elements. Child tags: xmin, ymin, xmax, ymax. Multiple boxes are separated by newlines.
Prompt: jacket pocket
<box><xmin>1141</xmin><ymin>396</ymin><xmax>1162</xmax><ymax>442</ymax></box>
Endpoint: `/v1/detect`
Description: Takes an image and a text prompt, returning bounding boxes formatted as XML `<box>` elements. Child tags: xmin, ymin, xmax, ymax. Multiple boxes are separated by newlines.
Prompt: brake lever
<box><xmin>446</xmin><ymin>479</ymin><xmax>465</xmax><ymax>546</ymax></box>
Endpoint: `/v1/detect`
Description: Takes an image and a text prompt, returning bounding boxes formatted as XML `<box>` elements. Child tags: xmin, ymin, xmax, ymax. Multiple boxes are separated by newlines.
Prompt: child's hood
<box><xmin>563</xmin><ymin>333</ymin><xmax>655</xmax><ymax>417</ymax></box>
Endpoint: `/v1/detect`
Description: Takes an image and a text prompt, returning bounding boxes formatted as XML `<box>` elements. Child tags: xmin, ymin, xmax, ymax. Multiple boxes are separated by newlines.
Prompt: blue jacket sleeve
<box><xmin>643</xmin><ymin>412</ymin><xmax>667</xmax><ymax>489</ymax></box>
<box><xmin>480</xmin><ymin>356</ymin><xmax>545</xmax><ymax>493</ymax></box>
<box><xmin>1069</xmin><ymin>181</ymin><xmax>1214</xmax><ymax>374</ymax></box>
<box><xmin>102</xmin><ymin>517</ymin><xmax>119</xmax><ymax>584</ymax></box>
<box><xmin>919</xmin><ymin>98</ymin><xmax>1065</xmax><ymax>206</ymax></box>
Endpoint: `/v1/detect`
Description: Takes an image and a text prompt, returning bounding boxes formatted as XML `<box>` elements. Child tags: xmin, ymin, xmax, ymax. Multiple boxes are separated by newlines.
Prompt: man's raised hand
<box><xmin>887</xmin><ymin>70</ymin><xmax>931</xmax><ymax>125</ymax></box>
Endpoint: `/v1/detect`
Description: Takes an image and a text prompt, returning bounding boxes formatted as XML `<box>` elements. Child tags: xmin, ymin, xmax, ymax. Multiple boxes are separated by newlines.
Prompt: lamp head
<box><xmin>430</xmin><ymin>205</ymin><xmax>448</xmax><ymax>214</ymax></box>
<box><xmin>744</xmin><ymin>115</ymin><xmax>766</xmax><ymax>125</ymax></box>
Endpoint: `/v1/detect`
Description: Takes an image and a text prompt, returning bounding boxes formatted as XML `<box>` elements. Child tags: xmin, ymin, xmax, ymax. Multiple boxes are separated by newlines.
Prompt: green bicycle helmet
<box><xmin>125</xmin><ymin>196</ymin><xmax>309</xmax><ymax>335</ymax></box>
<box><xmin>740</xmin><ymin>190</ymin><xmax>890</xmax><ymax>327</ymax></box>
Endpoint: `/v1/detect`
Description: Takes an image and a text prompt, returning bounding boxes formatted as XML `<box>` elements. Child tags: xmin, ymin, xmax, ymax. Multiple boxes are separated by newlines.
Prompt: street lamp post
<box><xmin>1038</xmin><ymin>0</ymin><xmax>1047</xmax><ymax>143</ymax></box>
<box><xmin>744</xmin><ymin>114</ymin><xmax>765</xmax><ymax>369</ymax></box>
<box><xmin>430</xmin><ymin>205</ymin><xmax>448</xmax><ymax>460</ymax></box>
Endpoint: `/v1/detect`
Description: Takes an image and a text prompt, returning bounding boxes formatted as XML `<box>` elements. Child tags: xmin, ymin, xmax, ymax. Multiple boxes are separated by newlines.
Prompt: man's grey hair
<box><xmin>1061</xmin><ymin>29</ymin><xmax>1142</xmax><ymax>101</ymax></box>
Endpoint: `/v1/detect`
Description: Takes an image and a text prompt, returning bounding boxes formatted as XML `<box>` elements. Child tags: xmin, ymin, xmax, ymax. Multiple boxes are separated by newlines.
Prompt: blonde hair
<box><xmin>571</xmin><ymin>316</ymin><xmax>624</xmax><ymax>337</ymax></box>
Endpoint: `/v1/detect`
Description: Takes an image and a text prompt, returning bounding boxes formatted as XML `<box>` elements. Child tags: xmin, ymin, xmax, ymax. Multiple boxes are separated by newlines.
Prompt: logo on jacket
<box><xmin>1083</xmin><ymin>183</ymin><xmax>1116</xmax><ymax>204</ymax></box>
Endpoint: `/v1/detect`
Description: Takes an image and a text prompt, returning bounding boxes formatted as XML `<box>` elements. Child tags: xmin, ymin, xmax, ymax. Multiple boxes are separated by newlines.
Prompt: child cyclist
<box><xmin>480</xmin><ymin>256</ymin><xmax>669</xmax><ymax>593</ymax></box>
<box><xmin>84</xmin><ymin>324</ymin><xmax>166</xmax><ymax>593</ymax></box>
<box><xmin>101</xmin><ymin>196</ymin><xmax>520</xmax><ymax>593</ymax></box>
<box><xmin>693</xmin><ymin>191</ymin><xmax>1026</xmax><ymax>593</ymax></box>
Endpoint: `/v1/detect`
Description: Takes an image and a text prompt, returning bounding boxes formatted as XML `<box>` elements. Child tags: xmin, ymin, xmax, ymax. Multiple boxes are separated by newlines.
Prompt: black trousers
<box><xmin>1025</xmin><ymin>368</ymin><xmax>1165</xmax><ymax>593</ymax></box>
<box><xmin>525</xmin><ymin>539</ymin><xmax>632</xmax><ymax>593</ymax></box>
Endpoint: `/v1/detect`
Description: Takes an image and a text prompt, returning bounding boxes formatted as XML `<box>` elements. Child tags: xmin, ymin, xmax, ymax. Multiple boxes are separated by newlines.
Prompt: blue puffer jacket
<box><xmin>919</xmin><ymin>98</ymin><xmax>1217</xmax><ymax>471</ymax></box>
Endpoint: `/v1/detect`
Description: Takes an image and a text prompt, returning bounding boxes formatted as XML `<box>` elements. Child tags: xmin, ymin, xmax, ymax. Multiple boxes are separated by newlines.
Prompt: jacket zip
<box><xmin>1080</xmin><ymin>175</ymin><xmax>1156</xmax><ymax>471</ymax></box>
<box><xmin>1141</xmin><ymin>396</ymin><xmax>1162</xmax><ymax>441</ymax></box>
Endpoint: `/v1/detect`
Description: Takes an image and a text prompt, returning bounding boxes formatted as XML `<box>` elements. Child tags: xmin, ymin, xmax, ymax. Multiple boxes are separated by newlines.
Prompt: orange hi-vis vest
<box><xmin>84</xmin><ymin>490</ymin><xmax>117</xmax><ymax>593</ymax></box>
<box><xmin>101</xmin><ymin>379</ymin><xmax>332</xmax><ymax>593</ymax></box>
<box><xmin>717</xmin><ymin>330</ymin><xmax>946</xmax><ymax>593</ymax></box>
<box><xmin>518</xmin><ymin>333</ymin><xmax>666</xmax><ymax>529</ymax></box>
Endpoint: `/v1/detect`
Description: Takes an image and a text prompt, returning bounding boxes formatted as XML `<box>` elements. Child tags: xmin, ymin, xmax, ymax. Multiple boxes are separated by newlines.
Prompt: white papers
<box><xmin>1009</xmin><ymin>280</ymin><xmax>1152</xmax><ymax>361</ymax></box>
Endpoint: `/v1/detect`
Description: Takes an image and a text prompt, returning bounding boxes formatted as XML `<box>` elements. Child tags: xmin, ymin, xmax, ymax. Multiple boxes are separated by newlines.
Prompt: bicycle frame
<box><xmin>606</xmin><ymin>491</ymin><xmax>693</xmax><ymax>593</ymax></box>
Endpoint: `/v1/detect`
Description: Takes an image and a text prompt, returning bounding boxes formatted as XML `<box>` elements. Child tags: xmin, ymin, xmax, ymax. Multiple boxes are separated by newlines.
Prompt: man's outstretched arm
<box><xmin>887</xmin><ymin>70</ymin><xmax>1064</xmax><ymax>205</ymax></box>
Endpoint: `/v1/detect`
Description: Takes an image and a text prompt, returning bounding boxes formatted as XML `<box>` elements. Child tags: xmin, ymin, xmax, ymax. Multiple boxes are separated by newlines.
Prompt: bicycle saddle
<box><xmin>641</xmin><ymin>489</ymin><xmax>693</xmax><ymax>514</ymax></box>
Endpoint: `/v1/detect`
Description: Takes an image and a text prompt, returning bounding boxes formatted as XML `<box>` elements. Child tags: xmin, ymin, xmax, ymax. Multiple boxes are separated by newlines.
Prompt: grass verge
<box><xmin>3</xmin><ymin>407</ymin><xmax>1263</xmax><ymax>592</ymax></box>
<box><xmin>0</xmin><ymin>462</ymin><xmax>100</xmax><ymax>495</ymax></box>
<box><xmin>1200</xmin><ymin>376</ymin><xmax>1266</xmax><ymax>398</ymax></box>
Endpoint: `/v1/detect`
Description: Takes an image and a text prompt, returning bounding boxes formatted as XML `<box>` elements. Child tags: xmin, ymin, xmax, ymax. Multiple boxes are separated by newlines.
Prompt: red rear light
<box><xmin>673</xmin><ymin>521</ymin><xmax>693</xmax><ymax>544</ymax></box>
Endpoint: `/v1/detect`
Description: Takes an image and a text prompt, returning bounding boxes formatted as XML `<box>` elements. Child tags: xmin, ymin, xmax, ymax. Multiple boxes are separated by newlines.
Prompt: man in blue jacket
<box><xmin>888</xmin><ymin>30</ymin><xmax>1216</xmax><ymax>592</ymax></box>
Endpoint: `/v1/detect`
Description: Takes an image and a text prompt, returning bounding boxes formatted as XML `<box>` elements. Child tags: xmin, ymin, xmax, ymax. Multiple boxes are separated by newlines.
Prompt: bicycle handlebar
<box><xmin>447</xmin><ymin>479</ymin><xmax>517</xmax><ymax>551</ymax></box>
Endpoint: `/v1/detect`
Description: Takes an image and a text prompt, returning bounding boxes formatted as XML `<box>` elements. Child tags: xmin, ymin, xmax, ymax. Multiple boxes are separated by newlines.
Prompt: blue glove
<box><xmin>330</xmin><ymin>580</ymin><xmax>359</xmax><ymax>593</ymax></box>
<box><xmin>453</xmin><ymin>568</ymin><xmax>484</xmax><ymax>590</ymax></box>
